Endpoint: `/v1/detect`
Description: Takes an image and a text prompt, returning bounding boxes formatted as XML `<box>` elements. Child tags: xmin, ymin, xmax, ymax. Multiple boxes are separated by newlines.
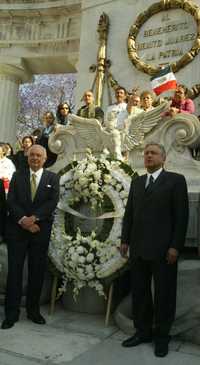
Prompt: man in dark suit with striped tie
<box><xmin>120</xmin><ymin>143</ymin><xmax>189</xmax><ymax>357</ymax></box>
<box><xmin>2</xmin><ymin>145</ymin><xmax>59</xmax><ymax>329</ymax></box>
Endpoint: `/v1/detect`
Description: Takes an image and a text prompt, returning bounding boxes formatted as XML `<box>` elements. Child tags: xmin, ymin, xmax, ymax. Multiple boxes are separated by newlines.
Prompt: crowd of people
<box><xmin>0</xmin><ymin>83</ymin><xmax>195</xmax><ymax>190</ymax></box>
<box><xmin>0</xmin><ymin>84</ymin><xmax>192</xmax><ymax>359</ymax></box>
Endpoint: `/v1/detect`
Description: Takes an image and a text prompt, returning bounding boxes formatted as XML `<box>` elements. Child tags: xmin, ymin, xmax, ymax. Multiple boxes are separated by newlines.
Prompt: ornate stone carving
<box><xmin>129</xmin><ymin>111</ymin><xmax>200</xmax><ymax>190</ymax></box>
<box><xmin>0</xmin><ymin>16</ymin><xmax>80</xmax><ymax>47</ymax></box>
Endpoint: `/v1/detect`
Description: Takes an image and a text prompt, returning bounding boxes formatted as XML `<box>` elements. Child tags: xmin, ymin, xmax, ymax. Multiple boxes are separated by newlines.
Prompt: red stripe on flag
<box><xmin>153</xmin><ymin>80</ymin><xmax>177</xmax><ymax>95</ymax></box>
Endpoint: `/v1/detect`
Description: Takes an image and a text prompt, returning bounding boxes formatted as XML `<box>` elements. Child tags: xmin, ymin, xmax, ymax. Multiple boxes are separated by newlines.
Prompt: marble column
<box><xmin>0</xmin><ymin>63</ymin><xmax>32</xmax><ymax>144</ymax></box>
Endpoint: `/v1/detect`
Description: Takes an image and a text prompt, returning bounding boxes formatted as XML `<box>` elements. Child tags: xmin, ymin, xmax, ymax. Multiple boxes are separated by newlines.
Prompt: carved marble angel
<box><xmin>48</xmin><ymin>101</ymin><xmax>170</xmax><ymax>160</ymax></box>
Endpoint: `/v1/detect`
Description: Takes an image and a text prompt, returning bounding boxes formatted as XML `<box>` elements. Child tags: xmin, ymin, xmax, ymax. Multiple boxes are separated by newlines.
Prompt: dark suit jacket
<box><xmin>0</xmin><ymin>179</ymin><xmax>6</xmax><ymax>237</ymax></box>
<box><xmin>77</xmin><ymin>105</ymin><xmax>104</xmax><ymax>124</ymax></box>
<box><xmin>6</xmin><ymin>169</ymin><xmax>59</xmax><ymax>242</ymax></box>
<box><xmin>121</xmin><ymin>170</ymin><xmax>189</xmax><ymax>260</ymax></box>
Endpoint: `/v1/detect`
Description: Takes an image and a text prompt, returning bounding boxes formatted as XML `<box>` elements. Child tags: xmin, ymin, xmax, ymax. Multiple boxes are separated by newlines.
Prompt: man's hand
<box><xmin>27</xmin><ymin>224</ymin><xmax>40</xmax><ymax>233</ymax></box>
<box><xmin>166</xmin><ymin>248</ymin><xmax>178</xmax><ymax>264</ymax></box>
<box><xmin>20</xmin><ymin>215</ymin><xmax>37</xmax><ymax>230</ymax></box>
<box><xmin>120</xmin><ymin>243</ymin><xmax>129</xmax><ymax>258</ymax></box>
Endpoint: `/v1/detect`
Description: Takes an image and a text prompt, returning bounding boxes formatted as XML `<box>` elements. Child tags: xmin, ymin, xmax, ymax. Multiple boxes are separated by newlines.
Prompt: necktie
<box><xmin>146</xmin><ymin>175</ymin><xmax>154</xmax><ymax>191</ymax></box>
<box><xmin>31</xmin><ymin>173</ymin><xmax>37</xmax><ymax>200</ymax></box>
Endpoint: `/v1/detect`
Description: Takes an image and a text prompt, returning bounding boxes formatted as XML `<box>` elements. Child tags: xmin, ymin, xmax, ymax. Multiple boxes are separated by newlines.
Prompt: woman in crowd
<box><xmin>127</xmin><ymin>93</ymin><xmax>143</xmax><ymax>116</ymax></box>
<box><xmin>3</xmin><ymin>143</ymin><xmax>14</xmax><ymax>161</ymax></box>
<box><xmin>166</xmin><ymin>84</ymin><xmax>195</xmax><ymax>117</ymax></box>
<box><xmin>13</xmin><ymin>135</ymin><xmax>34</xmax><ymax>171</ymax></box>
<box><xmin>56</xmin><ymin>102</ymin><xmax>71</xmax><ymax>126</ymax></box>
<box><xmin>38</xmin><ymin>111</ymin><xmax>57</xmax><ymax>167</ymax></box>
<box><xmin>0</xmin><ymin>143</ymin><xmax>16</xmax><ymax>193</ymax></box>
<box><xmin>140</xmin><ymin>90</ymin><xmax>155</xmax><ymax>112</ymax></box>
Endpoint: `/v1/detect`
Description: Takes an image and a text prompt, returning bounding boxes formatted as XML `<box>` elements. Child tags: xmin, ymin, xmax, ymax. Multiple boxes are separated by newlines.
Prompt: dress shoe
<box><xmin>122</xmin><ymin>333</ymin><xmax>152</xmax><ymax>347</ymax></box>
<box><xmin>1</xmin><ymin>319</ymin><xmax>16</xmax><ymax>329</ymax></box>
<box><xmin>27</xmin><ymin>313</ymin><xmax>46</xmax><ymax>325</ymax></box>
<box><xmin>154</xmin><ymin>341</ymin><xmax>169</xmax><ymax>357</ymax></box>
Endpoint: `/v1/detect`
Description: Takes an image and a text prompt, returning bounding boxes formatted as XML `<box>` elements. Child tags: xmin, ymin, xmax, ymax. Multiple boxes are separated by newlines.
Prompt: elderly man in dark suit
<box><xmin>120</xmin><ymin>142</ymin><xmax>189</xmax><ymax>357</ymax></box>
<box><xmin>0</xmin><ymin>178</ymin><xmax>6</xmax><ymax>240</ymax></box>
<box><xmin>2</xmin><ymin>145</ymin><xmax>59</xmax><ymax>329</ymax></box>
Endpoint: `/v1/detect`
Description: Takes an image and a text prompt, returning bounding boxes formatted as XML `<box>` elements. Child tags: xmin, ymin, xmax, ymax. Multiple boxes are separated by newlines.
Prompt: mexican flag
<box><xmin>151</xmin><ymin>65</ymin><xmax>177</xmax><ymax>95</ymax></box>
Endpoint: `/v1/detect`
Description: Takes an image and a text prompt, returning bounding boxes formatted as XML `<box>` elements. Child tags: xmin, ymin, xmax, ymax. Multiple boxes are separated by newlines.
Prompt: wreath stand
<box><xmin>48</xmin><ymin>271</ymin><xmax>114</xmax><ymax>326</ymax></box>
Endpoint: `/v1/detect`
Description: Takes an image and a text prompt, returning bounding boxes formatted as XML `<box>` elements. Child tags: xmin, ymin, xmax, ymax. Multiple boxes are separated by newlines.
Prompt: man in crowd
<box><xmin>120</xmin><ymin>143</ymin><xmax>189</xmax><ymax>357</ymax></box>
<box><xmin>2</xmin><ymin>145</ymin><xmax>59</xmax><ymax>329</ymax></box>
<box><xmin>0</xmin><ymin>178</ymin><xmax>6</xmax><ymax>241</ymax></box>
<box><xmin>77</xmin><ymin>90</ymin><xmax>104</xmax><ymax>124</ymax></box>
<box><xmin>105</xmin><ymin>86</ymin><xmax>128</xmax><ymax>129</ymax></box>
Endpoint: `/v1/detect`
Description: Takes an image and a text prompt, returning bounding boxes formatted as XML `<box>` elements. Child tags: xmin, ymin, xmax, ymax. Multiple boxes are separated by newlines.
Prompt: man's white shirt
<box><xmin>29</xmin><ymin>168</ymin><xmax>43</xmax><ymax>188</ymax></box>
<box><xmin>106</xmin><ymin>102</ymin><xmax>128</xmax><ymax>130</ymax></box>
<box><xmin>146</xmin><ymin>168</ymin><xmax>163</xmax><ymax>187</ymax></box>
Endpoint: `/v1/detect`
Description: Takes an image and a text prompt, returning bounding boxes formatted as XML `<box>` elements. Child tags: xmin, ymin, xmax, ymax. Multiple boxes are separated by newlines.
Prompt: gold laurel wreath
<box><xmin>127</xmin><ymin>0</ymin><xmax>200</xmax><ymax>76</ymax></box>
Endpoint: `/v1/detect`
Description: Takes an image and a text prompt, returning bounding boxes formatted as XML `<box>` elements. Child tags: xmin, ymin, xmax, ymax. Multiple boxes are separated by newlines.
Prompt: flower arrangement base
<box><xmin>62</xmin><ymin>284</ymin><xmax>106</xmax><ymax>314</ymax></box>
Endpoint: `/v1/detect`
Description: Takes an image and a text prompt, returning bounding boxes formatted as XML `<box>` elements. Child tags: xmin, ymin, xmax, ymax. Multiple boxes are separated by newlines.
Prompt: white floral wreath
<box><xmin>49</xmin><ymin>149</ymin><xmax>133</xmax><ymax>297</ymax></box>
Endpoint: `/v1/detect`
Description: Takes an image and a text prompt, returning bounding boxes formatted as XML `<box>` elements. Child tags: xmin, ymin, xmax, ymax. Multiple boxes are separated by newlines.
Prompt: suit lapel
<box><xmin>145</xmin><ymin>169</ymin><xmax>167</xmax><ymax>195</ymax></box>
<box><xmin>24</xmin><ymin>170</ymin><xmax>32</xmax><ymax>203</ymax></box>
<box><xmin>33</xmin><ymin>170</ymin><xmax>48</xmax><ymax>203</ymax></box>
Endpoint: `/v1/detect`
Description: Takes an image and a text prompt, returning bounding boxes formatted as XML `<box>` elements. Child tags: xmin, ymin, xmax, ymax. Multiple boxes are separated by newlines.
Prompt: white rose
<box><xmin>77</xmin><ymin>246</ymin><xmax>85</xmax><ymax>254</ymax></box>
<box><xmin>93</xmin><ymin>170</ymin><xmax>101</xmax><ymax>180</ymax></box>
<box><xmin>71</xmin><ymin>253</ymin><xmax>79</xmax><ymax>262</ymax></box>
<box><xmin>87</xmin><ymin>272</ymin><xmax>95</xmax><ymax>279</ymax></box>
<box><xmin>68</xmin><ymin>247</ymin><xmax>75</xmax><ymax>254</ymax></box>
<box><xmin>82</xmin><ymin>189</ymin><xmax>90</xmax><ymax>197</ymax></box>
<box><xmin>86</xmin><ymin>264</ymin><xmax>93</xmax><ymax>273</ymax></box>
<box><xmin>103</xmin><ymin>174</ymin><xmax>112</xmax><ymax>184</ymax></box>
<box><xmin>79</xmin><ymin>177</ymin><xmax>88</xmax><ymax>186</ymax></box>
<box><xmin>78</xmin><ymin>256</ymin><xmax>86</xmax><ymax>264</ymax></box>
<box><xmin>86</xmin><ymin>253</ymin><xmax>94</xmax><ymax>263</ymax></box>
<box><xmin>77</xmin><ymin>268</ymin><xmax>84</xmax><ymax>274</ymax></box>
<box><xmin>110</xmin><ymin>178</ymin><xmax>117</xmax><ymax>186</ymax></box>
<box><xmin>90</xmin><ymin>182</ymin><xmax>99</xmax><ymax>193</ymax></box>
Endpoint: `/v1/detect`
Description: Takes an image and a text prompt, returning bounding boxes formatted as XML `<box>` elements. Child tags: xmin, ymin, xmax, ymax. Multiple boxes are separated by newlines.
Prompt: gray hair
<box><xmin>27</xmin><ymin>144</ymin><xmax>47</xmax><ymax>159</ymax></box>
<box><xmin>144</xmin><ymin>142</ymin><xmax>166</xmax><ymax>158</ymax></box>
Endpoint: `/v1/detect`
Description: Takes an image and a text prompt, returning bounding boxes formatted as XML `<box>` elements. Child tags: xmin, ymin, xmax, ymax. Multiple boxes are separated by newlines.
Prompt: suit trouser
<box><xmin>131</xmin><ymin>257</ymin><xmax>177</xmax><ymax>340</ymax></box>
<box><xmin>5</xmin><ymin>237</ymin><xmax>49</xmax><ymax>321</ymax></box>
